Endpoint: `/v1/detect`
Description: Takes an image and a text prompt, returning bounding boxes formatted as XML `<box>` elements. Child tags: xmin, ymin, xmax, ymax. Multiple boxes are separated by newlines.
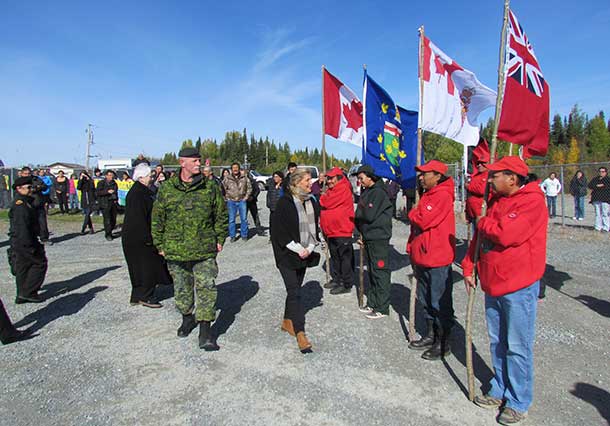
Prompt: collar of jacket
<box><xmin>170</xmin><ymin>170</ymin><xmax>205</xmax><ymax>191</ymax></box>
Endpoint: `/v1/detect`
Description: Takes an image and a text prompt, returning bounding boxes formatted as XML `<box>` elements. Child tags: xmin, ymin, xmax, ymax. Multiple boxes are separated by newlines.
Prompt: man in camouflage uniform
<box><xmin>151</xmin><ymin>147</ymin><xmax>228</xmax><ymax>350</ymax></box>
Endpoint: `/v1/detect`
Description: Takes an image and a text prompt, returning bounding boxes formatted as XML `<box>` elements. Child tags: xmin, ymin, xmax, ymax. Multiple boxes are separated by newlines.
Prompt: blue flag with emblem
<box><xmin>363</xmin><ymin>72</ymin><xmax>419</xmax><ymax>189</ymax></box>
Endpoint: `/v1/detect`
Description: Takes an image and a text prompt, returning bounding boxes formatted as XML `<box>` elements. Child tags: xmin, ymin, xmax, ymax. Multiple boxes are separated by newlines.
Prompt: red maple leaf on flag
<box><xmin>342</xmin><ymin>100</ymin><xmax>363</xmax><ymax>131</ymax></box>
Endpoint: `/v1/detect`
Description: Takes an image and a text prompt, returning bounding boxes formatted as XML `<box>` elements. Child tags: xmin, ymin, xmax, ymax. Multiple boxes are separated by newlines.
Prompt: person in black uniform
<box><xmin>122</xmin><ymin>164</ymin><xmax>170</xmax><ymax>308</ymax></box>
<box><xmin>96</xmin><ymin>170</ymin><xmax>119</xmax><ymax>241</ymax></box>
<box><xmin>355</xmin><ymin>165</ymin><xmax>393</xmax><ymax>319</ymax></box>
<box><xmin>8</xmin><ymin>176</ymin><xmax>48</xmax><ymax>304</ymax></box>
<box><xmin>0</xmin><ymin>297</ymin><xmax>33</xmax><ymax>345</ymax></box>
<box><xmin>77</xmin><ymin>171</ymin><xmax>96</xmax><ymax>234</ymax></box>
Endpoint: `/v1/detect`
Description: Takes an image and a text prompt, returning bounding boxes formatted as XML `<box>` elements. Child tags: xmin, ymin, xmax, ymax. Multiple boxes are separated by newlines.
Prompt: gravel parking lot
<box><xmin>1</xmin><ymin>201</ymin><xmax>609</xmax><ymax>426</ymax></box>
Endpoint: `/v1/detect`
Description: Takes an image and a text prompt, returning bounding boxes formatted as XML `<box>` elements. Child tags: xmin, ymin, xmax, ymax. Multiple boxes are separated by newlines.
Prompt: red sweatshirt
<box><xmin>407</xmin><ymin>177</ymin><xmax>456</xmax><ymax>268</ymax></box>
<box><xmin>462</xmin><ymin>181</ymin><xmax>547</xmax><ymax>297</ymax></box>
<box><xmin>465</xmin><ymin>170</ymin><xmax>488</xmax><ymax>221</ymax></box>
<box><xmin>320</xmin><ymin>177</ymin><xmax>355</xmax><ymax>238</ymax></box>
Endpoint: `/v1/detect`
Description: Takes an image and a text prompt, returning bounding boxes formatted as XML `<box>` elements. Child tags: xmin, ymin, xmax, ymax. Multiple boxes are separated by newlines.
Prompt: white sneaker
<box><xmin>572</xmin><ymin>217</ymin><xmax>577</xmax><ymax>220</ymax></box>
<box><xmin>365</xmin><ymin>311</ymin><xmax>388</xmax><ymax>319</ymax></box>
<box><xmin>358</xmin><ymin>305</ymin><xmax>373</xmax><ymax>314</ymax></box>
<box><xmin>578</xmin><ymin>218</ymin><xmax>584</xmax><ymax>221</ymax></box>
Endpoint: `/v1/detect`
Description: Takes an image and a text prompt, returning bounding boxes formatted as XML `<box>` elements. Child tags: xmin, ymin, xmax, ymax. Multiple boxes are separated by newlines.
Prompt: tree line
<box><xmin>423</xmin><ymin>104</ymin><xmax>610</xmax><ymax>166</ymax></box>
<box><xmin>160</xmin><ymin>129</ymin><xmax>358</xmax><ymax>174</ymax></box>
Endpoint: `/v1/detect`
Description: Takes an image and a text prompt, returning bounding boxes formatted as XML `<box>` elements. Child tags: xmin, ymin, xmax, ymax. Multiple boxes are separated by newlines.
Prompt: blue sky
<box><xmin>1</xmin><ymin>0</ymin><xmax>608</xmax><ymax>167</ymax></box>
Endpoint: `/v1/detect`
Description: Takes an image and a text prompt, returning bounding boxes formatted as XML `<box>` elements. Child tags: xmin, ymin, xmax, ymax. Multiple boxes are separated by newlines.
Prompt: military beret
<box><xmin>12</xmin><ymin>176</ymin><xmax>33</xmax><ymax>189</ymax></box>
<box><xmin>178</xmin><ymin>147</ymin><xmax>201</xmax><ymax>158</ymax></box>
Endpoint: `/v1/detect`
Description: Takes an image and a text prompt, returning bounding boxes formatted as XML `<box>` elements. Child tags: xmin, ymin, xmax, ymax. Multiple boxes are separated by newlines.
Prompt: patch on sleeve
<box><xmin>15</xmin><ymin>200</ymin><xmax>23</xmax><ymax>205</ymax></box>
<box><xmin>377</xmin><ymin>259</ymin><xmax>385</xmax><ymax>268</ymax></box>
<box><xmin>426</xmin><ymin>205</ymin><xmax>432</xmax><ymax>211</ymax></box>
<box><xmin>508</xmin><ymin>212</ymin><xmax>517</xmax><ymax>219</ymax></box>
<box><xmin>368</xmin><ymin>203</ymin><xmax>373</xmax><ymax>208</ymax></box>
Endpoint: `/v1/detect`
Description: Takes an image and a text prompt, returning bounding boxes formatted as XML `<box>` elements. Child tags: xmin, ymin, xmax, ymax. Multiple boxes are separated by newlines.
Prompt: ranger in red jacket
<box><xmin>462</xmin><ymin>156</ymin><xmax>547</xmax><ymax>424</ymax></box>
<box><xmin>406</xmin><ymin>160</ymin><xmax>456</xmax><ymax>361</ymax></box>
<box><xmin>320</xmin><ymin>167</ymin><xmax>355</xmax><ymax>295</ymax></box>
<box><xmin>466</xmin><ymin>139</ymin><xmax>491</xmax><ymax>223</ymax></box>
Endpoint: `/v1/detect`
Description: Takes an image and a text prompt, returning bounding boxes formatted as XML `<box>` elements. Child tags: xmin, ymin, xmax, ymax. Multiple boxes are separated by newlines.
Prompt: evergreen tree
<box><xmin>550</xmin><ymin>114</ymin><xmax>566</xmax><ymax>146</ymax></box>
<box><xmin>195</xmin><ymin>137</ymin><xmax>202</xmax><ymax>152</ymax></box>
<box><xmin>587</xmin><ymin>114</ymin><xmax>610</xmax><ymax>160</ymax></box>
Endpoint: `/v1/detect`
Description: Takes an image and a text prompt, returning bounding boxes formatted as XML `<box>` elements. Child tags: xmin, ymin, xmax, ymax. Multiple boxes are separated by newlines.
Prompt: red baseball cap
<box><xmin>325</xmin><ymin>167</ymin><xmax>343</xmax><ymax>178</ymax></box>
<box><xmin>485</xmin><ymin>156</ymin><xmax>529</xmax><ymax>177</ymax></box>
<box><xmin>415</xmin><ymin>160</ymin><xmax>448</xmax><ymax>175</ymax></box>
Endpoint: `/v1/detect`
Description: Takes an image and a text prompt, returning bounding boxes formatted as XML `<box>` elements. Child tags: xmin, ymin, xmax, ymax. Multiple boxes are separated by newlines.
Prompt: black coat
<box><xmin>270</xmin><ymin>194</ymin><xmax>320</xmax><ymax>270</ymax></box>
<box><xmin>122</xmin><ymin>181</ymin><xmax>155</xmax><ymax>245</ymax></box>
<box><xmin>77</xmin><ymin>177</ymin><xmax>96</xmax><ymax>209</ymax></box>
<box><xmin>569</xmin><ymin>175</ymin><xmax>588</xmax><ymax>197</ymax></box>
<box><xmin>588</xmin><ymin>175</ymin><xmax>610</xmax><ymax>203</ymax></box>
<box><xmin>355</xmin><ymin>180</ymin><xmax>393</xmax><ymax>241</ymax></box>
<box><xmin>266</xmin><ymin>183</ymin><xmax>283</xmax><ymax>211</ymax></box>
<box><xmin>96</xmin><ymin>179</ymin><xmax>118</xmax><ymax>208</ymax></box>
<box><xmin>122</xmin><ymin>182</ymin><xmax>171</xmax><ymax>289</ymax></box>
<box><xmin>8</xmin><ymin>194</ymin><xmax>40</xmax><ymax>253</ymax></box>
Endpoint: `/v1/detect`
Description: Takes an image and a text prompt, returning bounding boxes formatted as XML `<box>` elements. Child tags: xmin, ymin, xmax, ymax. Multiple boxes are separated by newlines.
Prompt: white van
<box><xmin>98</xmin><ymin>158</ymin><xmax>132</xmax><ymax>171</ymax></box>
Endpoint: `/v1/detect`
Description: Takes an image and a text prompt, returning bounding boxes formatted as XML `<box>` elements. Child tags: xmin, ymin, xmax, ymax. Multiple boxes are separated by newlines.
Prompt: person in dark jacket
<box><xmin>77</xmin><ymin>171</ymin><xmax>96</xmax><ymax>234</ymax></box>
<box><xmin>1</xmin><ymin>297</ymin><xmax>34</xmax><ymax>345</ymax></box>
<box><xmin>96</xmin><ymin>170</ymin><xmax>119</xmax><ymax>240</ymax></box>
<box><xmin>588</xmin><ymin>166</ymin><xmax>610</xmax><ymax>232</ymax></box>
<box><xmin>54</xmin><ymin>170</ymin><xmax>70</xmax><ymax>214</ymax></box>
<box><xmin>569</xmin><ymin>170</ymin><xmax>588</xmax><ymax>221</ymax></box>
<box><xmin>407</xmin><ymin>160</ymin><xmax>456</xmax><ymax>361</ymax></box>
<box><xmin>281</xmin><ymin>162</ymin><xmax>298</xmax><ymax>193</ymax></box>
<box><xmin>8</xmin><ymin>176</ymin><xmax>48</xmax><ymax>304</ymax></box>
<box><xmin>266</xmin><ymin>171</ymin><xmax>284</xmax><ymax>238</ymax></box>
<box><xmin>386</xmin><ymin>179</ymin><xmax>400</xmax><ymax>219</ymax></box>
<box><xmin>271</xmin><ymin>168</ymin><xmax>320</xmax><ymax>353</ymax></box>
<box><xmin>20</xmin><ymin>167</ymin><xmax>51</xmax><ymax>243</ymax></box>
<box><xmin>355</xmin><ymin>165</ymin><xmax>393</xmax><ymax>319</ymax></box>
<box><xmin>247</xmin><ymin>172</ymin><xmax>264</xmax><ymax>236</ymax></box>
<box><xmin>122</xmin><ymin>164</ymin><xmax>170</xmax><ymax>308</ymax></box>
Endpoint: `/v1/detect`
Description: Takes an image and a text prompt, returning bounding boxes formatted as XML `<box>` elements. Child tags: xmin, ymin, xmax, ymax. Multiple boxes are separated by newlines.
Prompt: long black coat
<box><xmin>77</xmin><ymin>177</ymin><xmax>96</xmax><ymax>209</ymax></box>
<box><xmin>270</xmin><ymin>194</ymin><xmax>320</xmax><ymax>270</ymax></box>
<box><xmin>122</xmin><ymin>182</ymin><xmax>170</xmax><ymax>295</ymax></box>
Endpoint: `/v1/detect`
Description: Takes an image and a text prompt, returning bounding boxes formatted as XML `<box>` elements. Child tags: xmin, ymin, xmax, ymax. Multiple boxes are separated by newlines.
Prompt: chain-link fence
<box><xmin>529</xmin><ymin>162</ymin><xmax>610</xmax><ymax>230</ymax></box>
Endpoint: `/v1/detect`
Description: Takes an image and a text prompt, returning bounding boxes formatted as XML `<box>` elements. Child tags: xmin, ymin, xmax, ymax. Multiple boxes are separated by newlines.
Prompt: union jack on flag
<box><xmin>506</xmin><ymin>10</ymin><xmax>546</xmax><ymax>98</ymax></box>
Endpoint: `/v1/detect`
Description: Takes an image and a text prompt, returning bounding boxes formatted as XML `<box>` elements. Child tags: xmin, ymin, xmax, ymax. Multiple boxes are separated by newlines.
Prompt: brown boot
<box><xmin>296</xmin><ymin>331</ymin><xmax>312</xmax><ymax>353</ymax></box>
<box><xmin>281</xmin><ymin>319</ymin><xmax>295</xmax><ymax>336</ymax></box>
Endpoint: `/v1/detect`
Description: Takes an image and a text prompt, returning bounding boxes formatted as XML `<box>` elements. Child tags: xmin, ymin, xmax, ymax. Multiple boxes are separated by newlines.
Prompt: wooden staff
<box><xmin>408</xmin><ymin>25</ymin><xmax>425</xmax><ymax>341</ymax></box>
<box><xmin>321</xmin><ymin>65</ymin><xmax>332</xmax><ymax>286</ymax></box>
<box><xmin>465</xmin><ymin>0</ymin><xmax>511</xmax><ymax>402</ymax></box>
<box><xmin>358</xmin><ymin>243</ymin><xmax>365</xmax><ymax>307</ymax></box>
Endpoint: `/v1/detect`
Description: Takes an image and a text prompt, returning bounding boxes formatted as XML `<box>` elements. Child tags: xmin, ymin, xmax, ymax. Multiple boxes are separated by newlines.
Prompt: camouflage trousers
<box><xmin>167</xmin><ymin>258</ymin><xmax>218</xmax><ymax>322</ymax></box>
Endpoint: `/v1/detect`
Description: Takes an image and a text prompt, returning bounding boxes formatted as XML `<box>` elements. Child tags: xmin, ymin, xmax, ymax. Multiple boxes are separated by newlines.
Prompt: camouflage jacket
<box><xmin>151</xmin><ymin>171</ymin><xmax>229</xmax><ymax>261</ymax></box>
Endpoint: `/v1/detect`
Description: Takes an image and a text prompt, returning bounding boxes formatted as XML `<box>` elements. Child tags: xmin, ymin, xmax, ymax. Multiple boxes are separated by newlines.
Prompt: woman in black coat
<box><xmin>266</xmin><ymin>171</ymin><xmax>284</xmax><ymax>238</ymax></box>
<box><xmin>77</xmin><ymin>171</ymin><xmax>96</xmax><ymax>234</ymax></box>
<box><xmin>121</xmin><ymin>164</ymin><xmax>170</xmax><ymax>308</ymax></box>
<box><xmin>270</xmin><ymin>168</ymin><xmax>320</xmax><ymax>353</ymax></box>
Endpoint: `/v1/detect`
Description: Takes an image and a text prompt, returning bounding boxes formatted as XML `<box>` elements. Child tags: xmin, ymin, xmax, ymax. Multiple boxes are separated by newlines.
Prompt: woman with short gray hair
<box><xmin>122</xmin><ymin>163</ymin><xmax>170</xmax><ymax>308</ymax></box>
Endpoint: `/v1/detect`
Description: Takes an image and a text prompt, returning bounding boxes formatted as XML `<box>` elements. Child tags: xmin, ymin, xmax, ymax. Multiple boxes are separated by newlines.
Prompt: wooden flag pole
<box><xmin>465</xmin><ymin>0</ymin><xmax>511</xmax><ymax>402</ymax></box>
<box><xmin>321</xmin><ymin>65</ymin><xmax>331</xmax><ymax>287</ymax></box>
<box><xmin>358</xmin><ymin>64</ymin><xmax>368</xmax><ymax>308</ymax></box>
<box><xmin>408</xmin><ymin>25</ymin><xmax>426</xmax><ymax>342</ymax></box>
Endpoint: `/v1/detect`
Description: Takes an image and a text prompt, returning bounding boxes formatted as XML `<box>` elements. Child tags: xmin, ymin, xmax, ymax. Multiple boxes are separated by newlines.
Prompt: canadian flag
<box><xmin>420</xmin><ymin>36</ymin><xmax>496</xmax><ymax>146</ymax></box>
<box><xmin>323</xmin><ymin>69</ymin><xmax>363</xmax><ymax>147</ymax></box>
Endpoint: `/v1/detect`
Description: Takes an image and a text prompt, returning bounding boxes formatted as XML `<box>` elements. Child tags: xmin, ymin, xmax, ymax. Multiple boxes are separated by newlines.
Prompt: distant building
<box><xmin>48</xmin><ymin>162</ymin><xmax>86</xmax><ymax>177</ymax></box>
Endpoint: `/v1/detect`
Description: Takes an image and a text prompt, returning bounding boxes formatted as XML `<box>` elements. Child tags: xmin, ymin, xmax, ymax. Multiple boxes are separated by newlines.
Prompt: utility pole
<box><xmin>265</xmin><ymin>144</ymin><xmax>269</xmax><ymax>167</ymax></box>
<box><xmin>85</xmin><ymin>124</ymin><xmax>95</xmax><ymax>171</ymax></box>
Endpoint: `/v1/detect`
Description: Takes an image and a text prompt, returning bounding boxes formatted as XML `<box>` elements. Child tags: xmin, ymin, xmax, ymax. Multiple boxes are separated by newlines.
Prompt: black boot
<box><xmin>177</xmin><ymin>314</ymin><xmax>197</xmax><ymax>338</ymax></box>
<box><xmin>408</xmin><ymin>320</ymin><xmax>435</xmax><ymax>350</ymax></box>
<box><xmin>199</xmin><ymin>321</ymin><xmax>219</xmax><ymax>351</ymax></box>
<box><xmin>422</xmin><ymin>328</ymin><xmax>451</xmax><ymax>361</ymax></box>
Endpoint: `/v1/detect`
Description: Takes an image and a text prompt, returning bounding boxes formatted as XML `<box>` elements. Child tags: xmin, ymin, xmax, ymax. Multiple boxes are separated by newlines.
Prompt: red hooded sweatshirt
<box><xmin>320</xmin><ymin>176</ymin><xmax>355</xmax><ymax>238</ymax></box>
<box><xmin>465</xmin><ymin>170</ymin><xmax>488</xmax><ymax>221</ymax></box>
<box><xmin>461</xmin><ymin>181</ymin><xmax>547</xmax><ymax>297</ymax></box>
<box><xmin>407</xmin><ymin>177</ymin><xmax>456</xmax><ymax>268</ymax></box>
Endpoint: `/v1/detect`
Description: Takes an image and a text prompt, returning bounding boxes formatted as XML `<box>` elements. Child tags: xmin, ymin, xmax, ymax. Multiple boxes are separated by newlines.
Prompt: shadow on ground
<box><xmin>212</xmin><ymin>275</ymin><xmax>259</xmax><ymax>339</ymax></box>
<box><xmin>570</xmin><ymin>382</ymin><xmax>610</xmax><ymax>424</ymax></box>
<box><xmin>15</xmin><ymin>286</ymin><xmax>108</xmax><ymax>333</ymax></box>
<box><xmin>41</xmin><ymin>265</ymin><xmax>121</xmax><ymax>300</ymax></box>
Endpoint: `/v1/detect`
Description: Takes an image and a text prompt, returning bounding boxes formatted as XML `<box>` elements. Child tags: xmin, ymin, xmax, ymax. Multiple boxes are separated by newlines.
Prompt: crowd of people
<box><xmin>3</xmin><ymin>144</ymin><xmax>609</xmax><ymax>425</ymax></box>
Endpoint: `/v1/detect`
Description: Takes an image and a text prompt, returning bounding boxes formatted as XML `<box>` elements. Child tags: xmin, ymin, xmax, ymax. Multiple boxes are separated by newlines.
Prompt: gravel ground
<box><xmin>1</xmin><ymin>200</ymin><xmax>609</xmax><ymax>426</ymax></box>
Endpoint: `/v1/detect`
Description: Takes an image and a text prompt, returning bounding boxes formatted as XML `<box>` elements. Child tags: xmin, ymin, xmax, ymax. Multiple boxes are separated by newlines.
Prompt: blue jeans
<box><xmin>69</xmin><ymin>193</ymin><xmax>79</xmax><ymax>210</ymax></box>
<box><xmin>227</xmin><ymin>200</ymin><xmax>248</xmax><ymax>238</ymax></box>
<box><xmin>573</xmin><ymin>196</ymin><xmax>585</xmax><ymax>219</ymax></box>
<box><xmin>485</xmin><ymin>281</ymin><xmax>539</xmax><ymax>413</ymax></box>
<box><xmin>593</xmin><ymin>201</ymin><xmax>610</xmax><ymax>231</ymax></box>
<box><xmin>545</xmin><ymin>196</ymin><xmax>557</xmax><ymax>217</ymax></box>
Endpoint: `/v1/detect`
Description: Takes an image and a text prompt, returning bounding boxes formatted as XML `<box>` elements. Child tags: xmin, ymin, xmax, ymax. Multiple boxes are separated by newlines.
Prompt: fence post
<box><xmin>560</xmin><ymin>165</ymin><xmax>565</xmax><ymax>227</ymax></box>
